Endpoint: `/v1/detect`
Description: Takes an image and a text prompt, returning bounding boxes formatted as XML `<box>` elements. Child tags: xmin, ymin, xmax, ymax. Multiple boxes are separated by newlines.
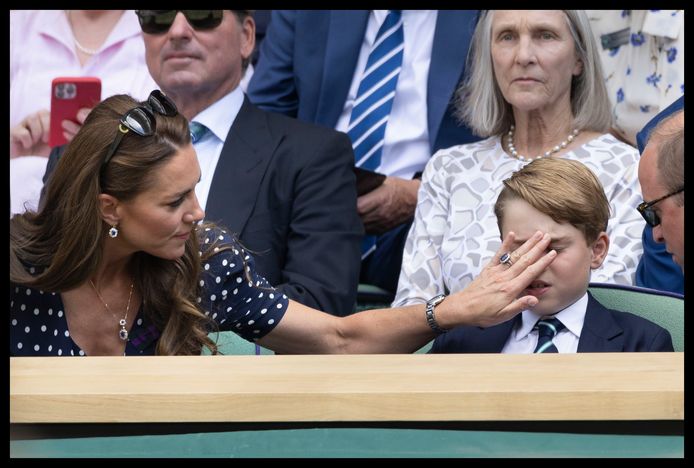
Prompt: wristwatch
<box><xmin>425</xmin><ymin>294</ymin><xmax>448</xmax><ymax>334</ymax></box>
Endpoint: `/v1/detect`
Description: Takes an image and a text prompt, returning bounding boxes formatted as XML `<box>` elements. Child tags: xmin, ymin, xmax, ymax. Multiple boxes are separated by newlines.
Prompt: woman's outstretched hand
<box><xmin>437</xmin><ymin>231</ymin><xmax>556</xmax><ymax>329</ymax></box>
<box><xmin>258</xmin><ymin>230</ymin><xmax>555</xmax><ymax>355</ymax></box>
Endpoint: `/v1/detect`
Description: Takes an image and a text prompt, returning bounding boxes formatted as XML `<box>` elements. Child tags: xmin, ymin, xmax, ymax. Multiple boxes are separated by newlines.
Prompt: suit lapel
<box><xmin>427</xmin><ymin>10</ymin><xmax>477</xmax><ymax>151</ymax></box>
<box><xmin>576</xmin><ymin>293</ymin><xmax>625</xmax><ymax>352</ymax></box>
<box><xmin>204</xmin><ymin>97</ymin><xmax>281</xmax><ymax>235</ymax></box>
<box><xmin>471</xmin><ymin>316</ymin><xmax>519</xmax><ymax>353</ymax></box>
<box><xmin>316</xmin><ymin>10</ymin><xmax>370</xmax><ymax>126</ymax></box>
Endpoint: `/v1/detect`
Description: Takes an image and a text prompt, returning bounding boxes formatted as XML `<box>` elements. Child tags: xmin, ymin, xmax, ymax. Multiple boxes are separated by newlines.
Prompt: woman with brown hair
<box><xmin>10</xmin><ymin>91</ymin><xmax>556</xmax><ymax>357</ymax></box>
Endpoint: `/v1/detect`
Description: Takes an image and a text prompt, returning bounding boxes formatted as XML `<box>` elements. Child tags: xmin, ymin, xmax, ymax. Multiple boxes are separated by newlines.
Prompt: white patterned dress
<box><xmin>587</xmin><ymin>10</ymin><xmax>684</xmax><ymax>146</ymax></box>
<box><xmin>392</xmin><ymin>134</ymin><xmax>645</xmax><ymax>307</ymax></box>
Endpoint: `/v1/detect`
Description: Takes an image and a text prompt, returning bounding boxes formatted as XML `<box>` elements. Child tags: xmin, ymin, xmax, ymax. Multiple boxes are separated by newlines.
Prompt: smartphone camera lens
<box><xmin>55</xmin><ymin>83</ymin><xmax>77</xmax><ymax>100</ymax></box>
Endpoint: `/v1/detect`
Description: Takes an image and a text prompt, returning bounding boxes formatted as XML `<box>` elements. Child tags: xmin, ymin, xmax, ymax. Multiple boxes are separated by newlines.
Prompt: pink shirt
<box><xmin>10</xmin><ymin>10</ymin><xmax>158</xmax><ymax>128</ymax></box>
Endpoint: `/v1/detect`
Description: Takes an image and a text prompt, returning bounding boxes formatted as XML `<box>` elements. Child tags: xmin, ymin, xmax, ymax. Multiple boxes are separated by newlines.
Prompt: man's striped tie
<box><xmin>347</xmin><ymin>10</ymin><xmax>404</xmax><ymax>257</ymax></box>
<box><xmin>189</xmin><ymin>121</ymin><xmax>209</xmax><ymax>144</ymax></box>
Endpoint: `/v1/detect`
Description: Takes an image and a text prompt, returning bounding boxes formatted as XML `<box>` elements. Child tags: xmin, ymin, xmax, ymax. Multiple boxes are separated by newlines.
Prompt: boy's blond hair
<box><xmin>494</xmin><ymin>158</ymin><xmax>610</xmax><ymax>245</ymax></box>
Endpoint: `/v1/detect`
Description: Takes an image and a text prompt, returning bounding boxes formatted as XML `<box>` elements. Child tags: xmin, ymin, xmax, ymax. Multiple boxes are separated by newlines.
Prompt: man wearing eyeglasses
<box><xmin>637</xmin><ymin>109</ymin><xmax>684</xmax><ymax>272</ymax></box>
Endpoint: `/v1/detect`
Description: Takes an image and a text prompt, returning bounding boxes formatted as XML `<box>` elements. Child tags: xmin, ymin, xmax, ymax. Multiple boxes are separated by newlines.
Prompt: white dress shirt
<box><xmin>335</xmin><ymin>10</ymin><xmax>437</xmax><ymax>179</ymax></box>
<box><xmin>190</xmin><ymin>87</ymin><xmax>244</xmax><ymax>211</ymax></box>
<box><xmin>501</xmin><ymin>293</ymin><xmax>589</xmax><ymax>354</ymax></box>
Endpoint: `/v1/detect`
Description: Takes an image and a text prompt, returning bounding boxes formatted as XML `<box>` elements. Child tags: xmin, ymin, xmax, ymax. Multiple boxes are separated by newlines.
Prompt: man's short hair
<box><xmin>652</xmin><ymin>110</ymin><xmax>684</xmax><ymax>206</ymax></box>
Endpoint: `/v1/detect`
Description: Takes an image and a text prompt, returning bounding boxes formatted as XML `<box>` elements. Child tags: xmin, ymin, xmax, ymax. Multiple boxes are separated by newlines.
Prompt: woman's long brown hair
<box><xmin>10</xmin><ymin>93</ymin><xmax>219</xmax><ymax>355</ymax></box>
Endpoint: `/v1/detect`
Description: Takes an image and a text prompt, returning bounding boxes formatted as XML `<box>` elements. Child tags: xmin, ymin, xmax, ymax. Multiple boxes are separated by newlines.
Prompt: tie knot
<box><xmin>535</xmin><ymin>318</ymin><xmax>565</xmax><ymax>339</ymax></box>
<box><xmin>189</xmin><ymin>121</ymin><xmax>209</xmax><ymax>143</ymax></box>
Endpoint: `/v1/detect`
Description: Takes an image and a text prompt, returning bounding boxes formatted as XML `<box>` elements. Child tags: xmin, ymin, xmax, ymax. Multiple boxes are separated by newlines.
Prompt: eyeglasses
<box><xmin>636</xmin><ymin>187</ymin><xmax>684</xmax><ymax>227</ymax></box>
<box><xmin>136</xmin><ymin>10</ymin><xmax>224</xmax><ymax>34</ymax></box>
<box><xmin>102</xmin><ymin>90</ymin><xmax>178</xmax><ymax>167</ymax></box>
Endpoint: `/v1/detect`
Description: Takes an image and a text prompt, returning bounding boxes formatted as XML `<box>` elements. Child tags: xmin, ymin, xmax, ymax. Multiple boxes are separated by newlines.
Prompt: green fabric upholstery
<box><xmin>355</xmin><ymin>283</ymin><xmax>394</xmax><ymax>312</ymax></box>
<box><xmin>204</xmin><ymin>331</ymin><xmax>274</xmax><ymax>355</ymax></box>
<box><xmin>587</xmin><ymin>283</ymin><xmax>684</xmax><ymax>352</ymax></box>
<box><xmin>10</xmin><ymin>427</ymin><xmax>683</xmax><ymax>458</ymax></box>
<box><xmin>205</xmin><ymin>283</ymin><xmax>683</xmax><ymax>355</ymax></box>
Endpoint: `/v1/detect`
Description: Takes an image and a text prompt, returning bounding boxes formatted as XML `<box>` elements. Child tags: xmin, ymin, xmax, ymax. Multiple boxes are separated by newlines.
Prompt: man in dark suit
<box><xmin>247</xmin><ymin>10</ymin><xmax>481</xmax><ymax>296</ymax></box>
<box><xmin>43</xmin><ymin>10</ymin><xmax>362</xmax><ymax>317</ymax></box>
<box><xmin>430</xmin><ymin>158</ymin><xmax>673</xmax><ymax>354</ymax></box>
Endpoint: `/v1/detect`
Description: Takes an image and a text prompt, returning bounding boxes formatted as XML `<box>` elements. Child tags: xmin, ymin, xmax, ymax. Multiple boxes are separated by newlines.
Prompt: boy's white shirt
<box><xmin>501</xmin><ymin>292</ymin><xmax>588</xmax><ymax>354</ymax></box>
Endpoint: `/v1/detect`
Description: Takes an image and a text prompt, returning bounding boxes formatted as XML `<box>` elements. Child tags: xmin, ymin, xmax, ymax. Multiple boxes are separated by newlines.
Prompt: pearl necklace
<box><xmin>74</xmin><ymin>37</ymin><xmax>100</xmax><ymax>56</ymax></box>
<box><xmin>506</xmin><ymin>125</ymin><xmax>580</xmax><ymax>162</ymax></box>
<box><xmin>89</xmin><ymin>279</ymin><xmax>135</xmax><ymax>341</ymax></box>
<box><xmin>67</xmin><ymin>11</ymin><xmax>101</xmax><ymax>56</ymax></box>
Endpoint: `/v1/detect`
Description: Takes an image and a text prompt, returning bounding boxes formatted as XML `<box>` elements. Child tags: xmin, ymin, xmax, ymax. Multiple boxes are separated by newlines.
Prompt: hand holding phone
<box><xmin>10</xmin><ymin>109</ymin><xmax>51</xmax><ymax>158</ymax></box>
<box><xmin>49</xmin><ymin>77</ymin><xmax>101</xmax><ymax>147</ymax></box>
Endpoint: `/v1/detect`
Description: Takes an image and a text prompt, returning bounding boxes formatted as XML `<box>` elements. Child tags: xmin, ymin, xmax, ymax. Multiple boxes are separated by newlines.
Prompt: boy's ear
<box><xmin>590</xmin><ymin>232</ymin><xmax>609</xmax><ymax>269</ymax></box>
<box><xmin>97</xmin><ymin>193</ymin><xmax>121</xmax><ymax>227</ymax></box>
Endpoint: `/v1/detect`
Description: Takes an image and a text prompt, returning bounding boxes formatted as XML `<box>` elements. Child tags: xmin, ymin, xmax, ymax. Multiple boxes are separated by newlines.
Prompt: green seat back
<box><xmin>203</xmin><ymin>331</ymin><xmax>274</xmax><ymax>355</ymax></box>
<box><xmin>204</xmin><ymin>283</ymin><xmax>684</xmax><ymax>355</ymax></box>
<box><xmin>588</xmin><ymin>283</ymin><xmax>684</xmax><ymax>352</ymax></box>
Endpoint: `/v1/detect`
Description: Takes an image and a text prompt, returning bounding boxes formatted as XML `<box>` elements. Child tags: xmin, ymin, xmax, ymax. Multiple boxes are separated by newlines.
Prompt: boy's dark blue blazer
<box><xmin>431</xmin><ymin>292</ymin><xmax>674</xmax><ymax>353</ymax></box>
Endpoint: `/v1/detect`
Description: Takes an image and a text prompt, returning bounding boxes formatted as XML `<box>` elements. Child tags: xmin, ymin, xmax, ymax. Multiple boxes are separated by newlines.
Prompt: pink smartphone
<box><xmin>49</xmin><ymin>77</ymin><xmax>101</xmax><ymax>147</ymax></box>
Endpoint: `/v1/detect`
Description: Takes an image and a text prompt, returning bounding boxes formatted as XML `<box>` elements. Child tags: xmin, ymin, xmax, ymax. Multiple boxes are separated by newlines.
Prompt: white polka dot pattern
<box><xmin>10</xmin><ymin>227</ymin><xmax>288</xmax><ymax>356</ymax></box>
<box><xmin>197</xmin><ymin>228</ymin><xmax>288</xmax><ymax>343</ymax></box>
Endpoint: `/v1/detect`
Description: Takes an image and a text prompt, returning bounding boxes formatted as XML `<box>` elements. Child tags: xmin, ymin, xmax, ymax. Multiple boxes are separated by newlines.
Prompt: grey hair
<box><xmin>455</xmin><ymin>10</ymin><xmax>612</xmax><ymax>137</ymax></box>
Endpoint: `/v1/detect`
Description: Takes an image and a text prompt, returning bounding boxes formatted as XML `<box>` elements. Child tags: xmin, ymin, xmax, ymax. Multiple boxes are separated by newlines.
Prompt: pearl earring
<box><xmin>108</xmin><ymin>225</ymin><xmax>119</xmax><ymax>238</ymax></box>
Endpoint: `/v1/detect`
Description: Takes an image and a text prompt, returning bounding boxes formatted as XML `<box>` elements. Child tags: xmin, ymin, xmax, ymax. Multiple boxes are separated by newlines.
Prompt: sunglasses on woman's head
<box><xmin>102</xmin><ymin>90</ymin><xmax>178</xmax><ymax>167</ymax></box>
<box><xmin>636</xmin><ymin>187</ymin><xmax>684</xmax><ymax>227</ymax></box>
<box><xmin>136</xmin><ymin>10</ymin><xmax>224</xmax><ymax>34</ymax></box>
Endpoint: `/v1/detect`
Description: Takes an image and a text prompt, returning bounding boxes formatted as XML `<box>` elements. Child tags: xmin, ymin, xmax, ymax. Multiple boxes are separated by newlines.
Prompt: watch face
<box><xmin>430</xmin><ymin>294</ymin><xmax>445</xmax><ymax>306</ymax></box>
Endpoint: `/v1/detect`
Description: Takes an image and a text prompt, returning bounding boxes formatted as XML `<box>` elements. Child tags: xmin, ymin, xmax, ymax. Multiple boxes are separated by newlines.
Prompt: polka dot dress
<box><xmin>10</xmin><ymin>227</ymin><xmax>288</xmax><ymax>356</ymax></box>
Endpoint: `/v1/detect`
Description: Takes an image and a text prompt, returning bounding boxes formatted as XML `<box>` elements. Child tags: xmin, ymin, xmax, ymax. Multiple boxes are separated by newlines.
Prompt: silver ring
<box><xmin>500</xmin><ymin>252</ymin><xmax>513</xmax><ymax>267</ymax></box>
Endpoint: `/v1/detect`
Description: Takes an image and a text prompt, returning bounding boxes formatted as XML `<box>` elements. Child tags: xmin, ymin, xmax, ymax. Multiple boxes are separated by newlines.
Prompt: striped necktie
<box><xmin>347</xmin><ymin>10</ymin><xmax>404</xmax><ymax>257</ymax></box>
<box><xmin>533</xmin><ymin>318</ymin><xmax>566</xmax><ymax>353</ymax></box>
<box><xmin>189</xmin><ymin>121</ymin><xmax>209</xmax><ymax>144</ymax></box>
<box><xmin>347</xmin><ymin>10</ymin><xmax>404</xmax><ymax>171</ymax></box>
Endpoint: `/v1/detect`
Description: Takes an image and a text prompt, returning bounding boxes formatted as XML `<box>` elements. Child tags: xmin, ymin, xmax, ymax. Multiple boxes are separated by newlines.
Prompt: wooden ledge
<box><xmin>10</xmin><ymin>353</ymin><xmax>683</xmax><ymax>423</ymax></box>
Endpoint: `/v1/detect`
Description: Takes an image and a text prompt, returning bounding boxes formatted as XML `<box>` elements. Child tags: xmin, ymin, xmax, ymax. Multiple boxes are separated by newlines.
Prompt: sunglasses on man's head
<box><xmin>636</xmin><ymin>187</ymin><xmax>684</xmax><ymax>227</ymax></box>
<box><xmin>136</xmin><ymin>10</ymin><xmax>224</xmax><ymax>34</ymax></box>
<box><xmin>102</xmin><ymin>90</ymin><xmax>178</xmax><ymax>168</ymax></box>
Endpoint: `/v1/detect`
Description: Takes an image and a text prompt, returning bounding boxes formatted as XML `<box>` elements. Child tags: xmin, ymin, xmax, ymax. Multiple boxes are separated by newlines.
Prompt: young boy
<box><xmin>431</xmin><ymin>158</ymin><xmax>673</xmax><ymax>353</ymax></box>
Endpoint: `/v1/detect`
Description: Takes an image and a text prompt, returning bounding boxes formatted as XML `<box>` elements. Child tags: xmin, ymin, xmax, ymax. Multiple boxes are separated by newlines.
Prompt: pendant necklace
<box><xmin>89</xmin><ymin>279</ymin><xmax>135</xmax><ymax>341</ymax></box>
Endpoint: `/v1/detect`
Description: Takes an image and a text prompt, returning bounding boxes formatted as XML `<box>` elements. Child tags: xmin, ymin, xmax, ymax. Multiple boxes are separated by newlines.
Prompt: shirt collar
<box><xmin>514</xmin><ymin>292</ymin><xmax>589</xmax><ymax>341</ymax></box>
<box><xmin>190</xmin><ymin>86</ymin><xmax>244</xmax><ymax>143</ymax></box>
<box><xmin>36</xmin><ymin>11</ymin><xmax>144</xmax><ymax>56</ymax></box>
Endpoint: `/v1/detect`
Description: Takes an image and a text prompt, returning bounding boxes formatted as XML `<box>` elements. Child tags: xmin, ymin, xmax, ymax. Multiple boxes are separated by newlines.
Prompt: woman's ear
<box><xmin>590</xmin><ymin>231</ymin><xmax>610</xmax><ymax>269</ymax></box>
<box><xmin>97</xmin><ymin>193</ymin><xmax>121</xmax><ymax>227</ymax></box>
<box><xmin>573</xmin><ymin>57</ymin><xmax>584</xmax><ymax>76</ymax></box>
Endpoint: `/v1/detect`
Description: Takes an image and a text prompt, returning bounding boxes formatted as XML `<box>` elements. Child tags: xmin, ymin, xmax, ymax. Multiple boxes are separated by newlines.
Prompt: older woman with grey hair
<box><xmin>393</xmin><ymin>10</ymin><xmax>644</xmax><ymax>308</ymax></box>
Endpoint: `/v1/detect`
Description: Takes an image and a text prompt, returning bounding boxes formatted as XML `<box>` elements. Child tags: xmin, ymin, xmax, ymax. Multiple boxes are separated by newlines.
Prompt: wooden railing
<box><xmin>10</xmin><ymin>352</ymin><xmax>683</xmax><ymax>423</ymax></box>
